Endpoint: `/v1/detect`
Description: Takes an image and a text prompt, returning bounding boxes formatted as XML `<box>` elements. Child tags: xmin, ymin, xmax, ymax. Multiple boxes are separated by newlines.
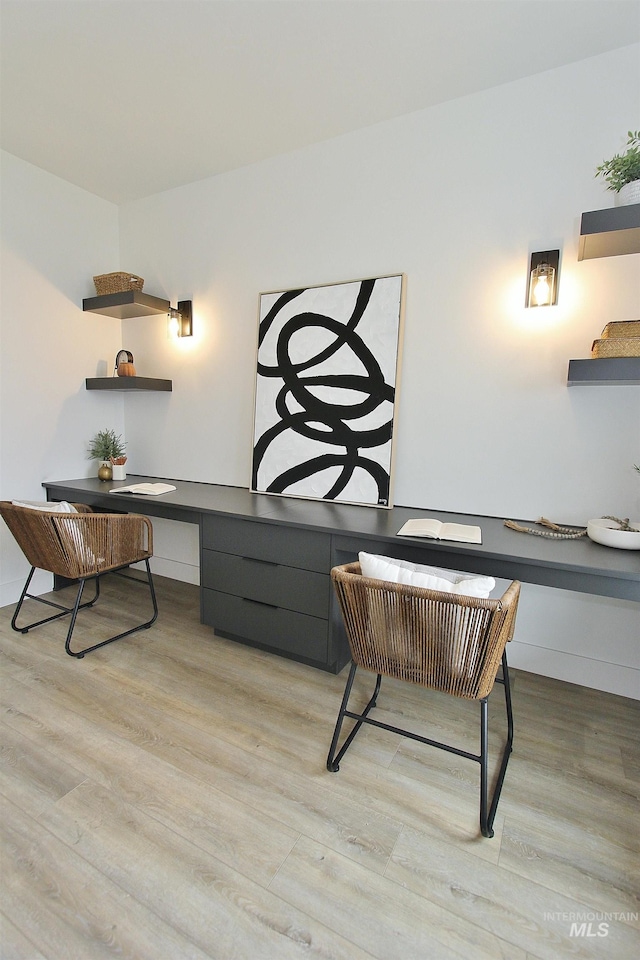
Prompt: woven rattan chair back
<box><xmin>0</xmin><ymin>501</ymin><xmax>157</xmax><ymax>658</ymax></box>
<box><xmin>332</xmin><ymin>562</ymin><xmax>520</xmax><ymax>700</ymax></box>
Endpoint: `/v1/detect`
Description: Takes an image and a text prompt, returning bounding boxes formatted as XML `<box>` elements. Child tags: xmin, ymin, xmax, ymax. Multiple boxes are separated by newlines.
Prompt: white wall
<box><xmin>0</xmin><ymin>152</ymin><xmax>123</xmax><ymax>602</ymax></box>
<box><xmin>1</xmin><ymin>46</ymin><xmax>638</xmax><ymax>696</ymax></box>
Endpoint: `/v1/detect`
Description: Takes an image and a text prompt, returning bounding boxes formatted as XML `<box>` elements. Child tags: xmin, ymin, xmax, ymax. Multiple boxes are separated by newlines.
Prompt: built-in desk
<box><xmin>43</xmin><ymin>476</ymin><xmax>640</xmax><ymax>673</ymax></box>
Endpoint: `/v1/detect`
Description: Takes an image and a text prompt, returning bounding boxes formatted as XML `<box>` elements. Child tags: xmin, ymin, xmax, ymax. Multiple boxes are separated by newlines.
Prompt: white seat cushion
<box><xmin>358</xmin><ymin>552</ymin><xmax>495</xmax><ymax>598</ymax></box>
<box><xmin>12</xmin><ymin>500</ymin><xmax>77</xmax><ymax>513</ymax></box>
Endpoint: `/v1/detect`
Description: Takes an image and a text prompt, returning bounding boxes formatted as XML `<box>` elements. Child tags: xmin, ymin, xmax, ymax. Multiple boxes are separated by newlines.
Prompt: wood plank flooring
<box><xmin>1</xmin><ymin>573</ymin><xmax>638</xmax><ymax>959</ymax></box>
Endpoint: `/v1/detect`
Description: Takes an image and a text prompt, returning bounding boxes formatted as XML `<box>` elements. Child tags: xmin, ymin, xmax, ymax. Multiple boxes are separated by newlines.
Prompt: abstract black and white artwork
<box><xmin>251</xmin><ymin>274</ymin><xmax>404</xmax><ymax>507</ymax></box>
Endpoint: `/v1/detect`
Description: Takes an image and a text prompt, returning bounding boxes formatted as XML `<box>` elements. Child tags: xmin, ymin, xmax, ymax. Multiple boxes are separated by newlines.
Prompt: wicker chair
<box><xmin>328</xmin><ymin>562</ymin><xmax>520</xmax><ymax>837</ymax></box>
<box><xmin>0</xmin><ymin>501</ymin><xmax>158</xmax><ymax>658</ymax></box>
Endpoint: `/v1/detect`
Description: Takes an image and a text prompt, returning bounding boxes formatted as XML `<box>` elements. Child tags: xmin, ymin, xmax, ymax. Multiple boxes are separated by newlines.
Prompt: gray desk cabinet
<box><xmin>200</xmin><ymin>514</ymin><xmax>340</xmax><ymax>670</ymax></box>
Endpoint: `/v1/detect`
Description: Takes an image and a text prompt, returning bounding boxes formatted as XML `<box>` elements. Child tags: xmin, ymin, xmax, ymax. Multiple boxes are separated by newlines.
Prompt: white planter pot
<box><xmin>614</xmin><ymin>181</ymin><xmax>640</xmax><ymax>206</ymax></box>
<box><xmin>111</xmin><ymin>463</ymin><xmax>127</xmax><ymax>480</ymax></box>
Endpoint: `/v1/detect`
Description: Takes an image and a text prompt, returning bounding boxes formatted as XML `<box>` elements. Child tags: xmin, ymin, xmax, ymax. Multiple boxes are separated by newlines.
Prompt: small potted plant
<box><xmin>595</xmin><ymin>131</ymin><xmax>640</xmax><ymax>206</ymax></box>
<box><xmin>87</xmin><ymin>428</ymin><xmax>127</xmax><ymax>481</ymax></box>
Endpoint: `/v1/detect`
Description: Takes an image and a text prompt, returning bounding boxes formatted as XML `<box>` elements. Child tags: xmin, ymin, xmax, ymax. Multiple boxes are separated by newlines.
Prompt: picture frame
<box><xmin>251</xmin><ymin>274</ymin><xmax>405</xmax><ymax>507</ymax></box>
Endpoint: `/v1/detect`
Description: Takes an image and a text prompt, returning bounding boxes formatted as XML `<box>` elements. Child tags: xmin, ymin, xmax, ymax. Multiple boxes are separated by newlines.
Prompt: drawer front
<box><xmin>202</xmin><ymin>514</ymin><xmax>330</xmax><ymax>573</ymax></box>
<box><xmin>202</xmin><ymin>549</ymin><xmax>329</xmax><ymax>619</ymax></box>
<box><xmin>202</xmin><ymin>588</ymin><xmax>328</xmax><ymax>663</ymax></box>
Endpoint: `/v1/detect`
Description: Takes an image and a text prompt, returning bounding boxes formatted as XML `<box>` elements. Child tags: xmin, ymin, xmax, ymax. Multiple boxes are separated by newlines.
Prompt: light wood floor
<box><xmin>1</xmin><ymin>573</ymin><xmax>638</xmax><ymax>960</ymax></box>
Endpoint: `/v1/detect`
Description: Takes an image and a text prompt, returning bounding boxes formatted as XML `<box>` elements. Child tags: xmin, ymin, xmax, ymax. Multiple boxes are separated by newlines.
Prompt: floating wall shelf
<box><xmin>83</xmin><ymin>291</ymin><xmax>171</xmax><ymax>319</ymax></box>
<box><xmin>86</xmin><ymin>377</ymin><xmax>172</xmax><ymax>392</ymax></box>
<box><xmin>567</xmin><ymin>358</ymin><xmax>640</xmax><ymax>385</ymax></box>
<box><xmin>578</xmin><ymin>203</ymin><xmax>640</xmax><ymax>260</ymax></box>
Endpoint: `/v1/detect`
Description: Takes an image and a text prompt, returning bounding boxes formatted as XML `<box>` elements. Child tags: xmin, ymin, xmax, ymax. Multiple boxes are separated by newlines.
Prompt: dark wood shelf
<box><xmin>578</xmin><ymin>203</ymin><xmax>640</xmax><ymax>260</ymax></box>
<box><xmin>86</xmin><ymin>377</ymin><xmax>172</xmax><ymax>392</ymax></box>
<box><xmin>567</xmin><ymin>357</ymin><xmax>640</xmax><ymax>385</ymax></box>
<box><xmin>83</xmin><ymin>291</ymin><xmax>171</xmax><ymax>318</ymax></box>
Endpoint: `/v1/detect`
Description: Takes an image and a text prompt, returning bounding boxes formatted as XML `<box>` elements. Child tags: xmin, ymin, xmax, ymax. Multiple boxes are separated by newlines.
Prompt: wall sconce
<box><xmin>526</xmin><ymin>250</ymin><xmax>559</xmax><ymax>307</ymax></box>
<box><xmin>168</xmin><ymin>300</ymin><xmax>193</xmax><ymax>337</ymax></box>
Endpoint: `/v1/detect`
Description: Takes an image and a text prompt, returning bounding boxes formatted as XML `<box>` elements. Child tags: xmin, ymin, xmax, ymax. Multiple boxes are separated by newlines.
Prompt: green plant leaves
<box><xmin>595</xmin><ymin>130</ymin><xmax>640</xmax><ymax>192</ymax></box>
<box><xmin>87</xmin><ymin>428</ymin><xmax>126</xmax><ymax>460</ymax></box>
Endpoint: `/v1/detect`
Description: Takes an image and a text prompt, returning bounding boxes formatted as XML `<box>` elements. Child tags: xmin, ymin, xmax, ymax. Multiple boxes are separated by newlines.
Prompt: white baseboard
<box><xmin>148</xmin><ymin>556</ymin><xmax>199</xmax><ymax>585</ymax></box>
<box><xmin>508</xmin><ymin>640</ymin><xmax>640</xmax><ymax>700</ymax></box>
<box><xmin>0</xmin><ymin>570</ymin><xmax>52</xmax><ymax>608</ymax></box>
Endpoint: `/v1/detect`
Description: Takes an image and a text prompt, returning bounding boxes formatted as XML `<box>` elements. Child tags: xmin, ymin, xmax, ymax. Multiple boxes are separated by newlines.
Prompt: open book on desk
<box><xmin>109</xmin><ymin>483</ymin><xmax>176</xmax><ymax>496</ymax></box>
<box><xmin>397</xmin><ymin>518</ymin><xmax>482</xmax><ymax>544</ymax></box>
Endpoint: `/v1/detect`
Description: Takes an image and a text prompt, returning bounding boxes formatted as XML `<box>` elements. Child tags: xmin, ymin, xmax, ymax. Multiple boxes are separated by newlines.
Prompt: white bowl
<box><xmin>587</xmin><ymin>518</ymin><xmax>640</xmax><ymax>550</ymax></box>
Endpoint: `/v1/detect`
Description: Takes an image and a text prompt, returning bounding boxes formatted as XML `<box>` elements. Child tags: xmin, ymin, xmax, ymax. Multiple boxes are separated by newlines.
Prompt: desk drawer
<box><xmin>202</xmin><ymin>588</ymin><xmax>328</xmax><ymax>663</ymax></box>
<box><xmin>202</xmin><ymin>514</ymin><xmax>330</xmax><ymax>573</ymax></box>
<box><xmin>202</xmin><ymin>549</ymin><xmax>329</xmax><ymax>619</ymax></box>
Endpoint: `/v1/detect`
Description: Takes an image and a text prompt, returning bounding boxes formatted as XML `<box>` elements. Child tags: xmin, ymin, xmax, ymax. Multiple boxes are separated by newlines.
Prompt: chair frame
<box><xmin>1</xmin><ymin>502</ymin><xmax>158</xmax><ymax>658</ymax></box>
<box><xmin>327</xmin><ymin>562</ymin><xmax>520</xmax><ymax>838</ymax></box>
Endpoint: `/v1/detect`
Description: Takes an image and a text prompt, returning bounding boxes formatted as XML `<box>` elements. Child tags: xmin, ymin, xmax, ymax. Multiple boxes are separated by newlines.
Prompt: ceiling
<box><xmin>1</xmin><ymin>1</ymin><xmax>638</xmax><ymax>204</ymax></box>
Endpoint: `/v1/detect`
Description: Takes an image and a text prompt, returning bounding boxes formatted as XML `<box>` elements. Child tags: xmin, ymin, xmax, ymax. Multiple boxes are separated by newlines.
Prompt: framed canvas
<box><xmin>251</xmin><ymin>274</ymin><xmax>405</xmax><ymax>507</ymax></box>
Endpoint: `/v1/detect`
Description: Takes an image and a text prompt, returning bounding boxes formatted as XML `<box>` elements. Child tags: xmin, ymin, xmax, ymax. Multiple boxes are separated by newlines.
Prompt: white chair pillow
<box><xmin>358</xmin><ymin>551</ymin><xmax>495</xmax><ymax>598</ymax></box>
<box><xmin>12</xmin><ymin>500</ymin><xmax>77</xmax><ymax>513</ymax></box>
<box><xmin>12</xmin><ymin>500</ymin><xmax>103</xmax><ymax>566</ymax></box>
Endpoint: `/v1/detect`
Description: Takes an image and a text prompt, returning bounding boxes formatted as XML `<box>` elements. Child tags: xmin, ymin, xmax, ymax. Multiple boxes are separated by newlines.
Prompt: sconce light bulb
<box><xmin>167</xmin><ymin>301</ymin><xmax>193</xmax><ymax>337</ymax></box>
<box><xmin>533</xmin><ymin>275</ymin><xmax>550</xmax><ymax>306</ymax></box>
<box><xmin>168</xmin><ymin>311</ymin><xmax>180</xmax><ymax>337</ymax></box>
<box><xmin>526</xmin><ymin>254</ymin><xmax>558</xmax><ymax>308</ymax></box>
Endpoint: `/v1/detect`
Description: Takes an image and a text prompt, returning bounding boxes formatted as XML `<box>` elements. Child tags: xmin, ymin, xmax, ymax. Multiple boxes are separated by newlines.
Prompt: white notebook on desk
<box><xmin>397</xmin><ymin>518</ymin><xmax>482</xmax><ymax>544</ymax></box>
<box><xmin>109</xmin><ymin>483</ymin><xmax>176</xmax><ymax>496</ymax></box>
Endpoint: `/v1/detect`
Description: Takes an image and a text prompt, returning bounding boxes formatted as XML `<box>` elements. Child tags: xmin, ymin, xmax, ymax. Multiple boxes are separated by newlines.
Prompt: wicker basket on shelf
<box><xmin>591</xmin><ymin>319</ymin><xmax>640</xmax><ymax>358</ymax></box>
<box><xmin>592</xmin><ymin>337</ymin><xmax>640</xmax><ymax>358</ymax></box>
<box><xmin>600</xmin><ymin>320</ymin><xmax>640</xmax><ymax>339</ymax></box>
<box><xmin>93</xmin><ymin>272</ymin><xmax>144</xmax><ymax>296</ymax></box>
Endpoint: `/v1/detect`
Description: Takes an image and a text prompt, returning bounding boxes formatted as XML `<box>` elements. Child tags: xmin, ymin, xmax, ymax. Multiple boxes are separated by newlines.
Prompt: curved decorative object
<box><xmin>115</xmin><ymin>349</ymin><xmax>136</xmax><ymax>377</ymax></box>
<box><xmin>587</xmin><ymin>518</ymin><xmax>640</xmax><ymax>550</ymax></box>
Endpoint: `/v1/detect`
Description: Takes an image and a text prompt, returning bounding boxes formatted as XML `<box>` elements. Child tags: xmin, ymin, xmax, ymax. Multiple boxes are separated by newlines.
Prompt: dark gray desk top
<box><xmin>43</xmin><ymin>476</ymin><xmax>640</xmax><ymax>602</ymax></box>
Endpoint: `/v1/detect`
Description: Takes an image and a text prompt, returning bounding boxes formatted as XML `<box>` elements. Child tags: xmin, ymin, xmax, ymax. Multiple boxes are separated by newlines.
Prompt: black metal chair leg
<box><xmin>479</xmin><ymin>698</ymin><xmax>492</xmax><ymax>837</ymax></box>
<box><xmin>328</xmin><ymin>650</ymin><xmax>514</xmax><ymax>839</ymax></box>
<box><xmin>503</xmin><ymin>649</ymin><xmax>514</xmax><ymax>746</ymax></box>
<box><xmin>480</xmin><ymin>650</ymin><xmax>514</xmax><ymax>838</ymax></box>
<box><xmin>327</xmin><ymin>664</ymin><xmax>382</xmax><ymax>772</ymax></box>
<box><xmin>11</xmin><ymin>566</ymin><xmax>99</xmax><ymax>635</ymax></box>
<box><xmin>65</xmin><ymin>559</ymin><xmax>159</xmax><ymax>659</ymax></box>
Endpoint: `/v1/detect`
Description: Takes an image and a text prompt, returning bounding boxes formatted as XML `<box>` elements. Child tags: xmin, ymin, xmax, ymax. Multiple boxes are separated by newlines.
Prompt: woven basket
<box><xmin>592</xmin><ymin>337</ymin><xmax>640</xmax><ymax>358</ymax></box>
<box><xmin>600</xmin><ymin>320</ymin><xmax>640</xmax><ymax>339</ymax></box>
<box><xmin>93</xmin><ymin>272</ymin><xmax>144</xmax><ymax>296</ymax></box>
